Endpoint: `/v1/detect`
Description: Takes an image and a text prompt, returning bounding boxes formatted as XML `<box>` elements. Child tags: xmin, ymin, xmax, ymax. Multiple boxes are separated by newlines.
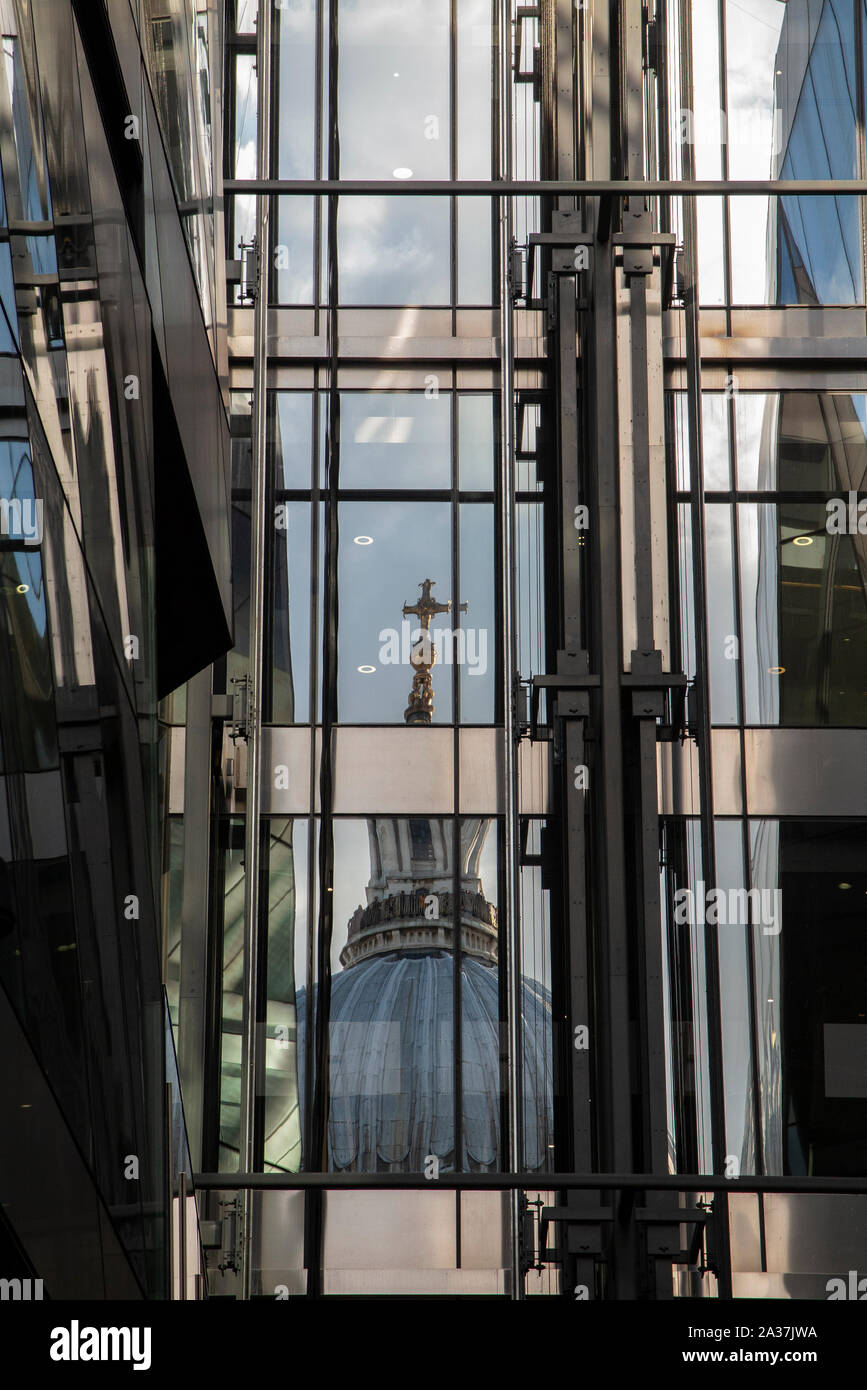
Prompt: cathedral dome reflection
<box><xmin>297</xmin><ymin>814</ymin><xmax>554</xmax><ymax>1173</ymax></box>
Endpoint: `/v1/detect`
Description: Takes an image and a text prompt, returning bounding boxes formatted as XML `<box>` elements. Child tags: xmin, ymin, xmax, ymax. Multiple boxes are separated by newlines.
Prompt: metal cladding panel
<box><xmin>744</xmin><ymin>729</ymin><xmax>867</xmax><ymax>816</ymax></box>
<box><xmin>762</xmin><ymin>1194</ymin><xmax>867</xmax><ymax>1275</ymax></box>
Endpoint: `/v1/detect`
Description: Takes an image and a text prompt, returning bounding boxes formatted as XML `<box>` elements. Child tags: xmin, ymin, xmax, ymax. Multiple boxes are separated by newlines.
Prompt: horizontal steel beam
<box><xmin>194</xmin><ymin>1170</ymin><xmax>867</xmax><ymax>1194</ymax></box>
<box><xmin>225</xmin><ymin>178</ymin><xmax>867</xmax><ymax>197</ymax></box>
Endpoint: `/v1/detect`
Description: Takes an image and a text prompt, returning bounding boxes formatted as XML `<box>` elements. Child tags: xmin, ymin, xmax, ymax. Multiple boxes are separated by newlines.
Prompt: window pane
<box><xmin>272</xmin><ymin>501</ymin><xmax>312</xmax><ymax>723</ymax></box>
<box><xmin>337</xmin><ymin>0</ymin><xmax>450</xmax><ymax>180</ymax></box>
<box><xmin>272</xmin><ymin>392</ymin><xmax>313</xmax><ymax>490</ymax></box>
<box><xmin>338</xmin><ymin>196</ymin><xmax>450</xmax><ymax>304</ymax></box>
<box><xmin>457</xmin><ymin>0</ymin><xmax>493</xmax><ymax>178</ymax></box>
<box><xmin>338</xmin><ymin>393</ymin><xmax>451</xmax><ymax>490</ymax></box>
<box><xmin>459</xmin><ymin>394</ymin><xmax>495</xmax><ymax>491</ymax></box>
<box><xmin>338</xmin><ymin>500</ymin><xmax>452</xmax><ymax>722</ymax></box>
<box><xmin>727</xmin><ymin>0</ymin><xmax>862</xmax><ymax>304</ymax></box>
<box><xmin>739</xmin><ymin>502</ymin><xmax>867</xmax><ymax>725</ymax></box>
<box><xmin>459</xmin><ymin>503</ymin><xmax>495</xmax><ymax>723</ymax></box>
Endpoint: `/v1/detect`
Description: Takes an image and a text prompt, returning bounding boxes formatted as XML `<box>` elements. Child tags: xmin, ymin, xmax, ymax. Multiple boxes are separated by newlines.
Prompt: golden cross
<box><xmin>402</xmin><ymin>578</ymin><xmax>467</xmax><ymax>630</ymax></box>
<box><xmin>401</xmin><ymin>579</ymin><xmax>468</xmax><ymax>726</ymax></box>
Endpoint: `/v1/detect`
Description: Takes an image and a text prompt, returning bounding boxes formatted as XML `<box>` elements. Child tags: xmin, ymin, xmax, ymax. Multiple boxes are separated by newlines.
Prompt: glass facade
<box><xmin>3</xmin><ymin>0</ymin><xmax>867</xmax><ymax>1314</ymax></box>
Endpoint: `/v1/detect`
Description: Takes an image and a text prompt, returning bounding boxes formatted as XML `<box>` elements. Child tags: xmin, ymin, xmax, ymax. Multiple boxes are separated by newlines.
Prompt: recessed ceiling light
<box><xmin>16</xmin><ymin>584</ymin><xmax>28</xmax><ymax>594</ymax></box>
<box><xmin>768</xmin><ymin>666</ymin><xmax>785</xmax><ymax>675</ymax></box>
<box><xmin>392</xmin><ymin>167</ymin><xmax>413</xmax><ymax>179</ymax></box>
<box><xmin>393</xmin><ymin>71</ymin><xmax>400</xmax><ymax>77</ymax></box>
<box><xmin>353</xmin><ymin>535</ymin><xmax>373</xmax><ymax>545</ymax></box>
<box><xmin>357</xmin><ymin>665</ymin><xmax>375</xmax><ymax>674</ymax></box>
<box><xmin>838</xmin><ymin>882</ymin><xmax>852</xmax><ymax>890</ymax></box>
<box><xmin>792</xmin><ymin>535</ymin><xmax>813</xmax><ymax>546</ymax></box>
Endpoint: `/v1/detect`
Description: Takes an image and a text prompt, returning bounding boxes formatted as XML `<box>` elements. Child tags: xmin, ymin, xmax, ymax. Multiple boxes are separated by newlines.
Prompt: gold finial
<box><xmin>401</xmin><ymin>579</ymin><xmax>467</xmax><ymax>725</ymax></box>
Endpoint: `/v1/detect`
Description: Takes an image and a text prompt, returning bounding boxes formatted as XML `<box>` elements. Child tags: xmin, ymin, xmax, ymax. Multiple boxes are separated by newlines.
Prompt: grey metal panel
<box><xmin>668</xmin><ymin>368</ymin><xmax>867</xmax><ymax>392</ymax></box>
<box><xmin>459</xmin><ymin>727</ymin><xmax>502</xmax><ymax>812</ymax></box>
<box><xmin>460</xmin><ymin>1191</ymin><xmax>509</xmax><ymax>1270</ymax></box>
<box><xmin>686</xmin><ymin>338</ymin><xmax>867</xmax><ymax>363</ymax></box>
<box><xmin>762</xmin><ymin>1195</ymin><xmax>867</xmax><ymax>1273</ymax></box>
<box><xmin>518</xmin><ymin>738</ymin><xmax>550</xmax><ymax>815</ymax></box>
<box><xmin>728</xmin><ymin>1192</ymin><xmax>763</xmax><ymax>1273</ymax></box>
<box><xmin>260</xmin><ymin>726</ymin><xmax>495</xmax><ymax>815</ymax></box>
<box><xmin>656</xmin><ymin>729</ymin><xmax>742</xmax><ymax>816</ymax></box>
<box><xmin>168</xmin><ymin>725</ymin><xmax>185</xmax><ymax>814</ymax></box>
<box><xmin>260</xmin><ymin>726</ymin><xmax>313</xmax><ymax>813</ymax></box>
<box><xmin>332</xmin><ymin>726</ymin><xmax>454</xmax><ymax>813</ymax></box>
<box><xmin>255</xmin><ymin>1190</ymin><xmax>306</xmax><ymax>1294</ymax></box>
<box><xmin>744</xmin><ymin>729</ymin><xmax>867</xmax><ymax>817</ymax></box>
<box><xmin>733</xmin><ymin>1271</ymin><xmax>847</xmax><ymax>1298</ymax></box>
<box><xmin>323</xmin><ymin>1191</ymin><xmax>456</xmax><ymax>1269</ymax></box>
<box><xmin>324</xmin><ymin>1268</ymin><xmax>506</xmax><ymax>1294</ymax></box>
<box><xmin>338</xmin><ymin>309</ymin><xmax>454</xmax><ymax>337</ymax></box>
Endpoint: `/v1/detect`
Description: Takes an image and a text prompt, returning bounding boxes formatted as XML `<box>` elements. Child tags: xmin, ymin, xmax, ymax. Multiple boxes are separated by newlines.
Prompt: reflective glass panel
<box><xmin>714</xmin><ymin>819</ymin><xmax>757</xmax><ymax>1174</ymax></box>
<box><xmin>272</xmin><ymin>392</ymin><xmax>313</xmax><ymax>490</ymax></box>
<box><xmin>705</xmin><ymin>504</ymin><xmax>739</xmax><ymax>725</ymax></box>
<box><xmin>459</xmin><ymin>504</ymin><xmax>495</xmax><ymax>723</ymax></box>
<box><xmin>320</xmin><ymin>816</ymin><xmax>455</xmax><ymax>1171</ymax></box>
<box><xmin>749</xmin><ymin>819</ymin><xmax>867</xmax><ymax>1176</ymax></box>
<box><xmin>736</xmin><ymin>392</ymin><xmax>867</xmax><ymax>491</ymax></box>
<box><xmin>739</xmin><ymin>502</ymin><xmax>867</xmax><ymax>725</ymax></box>
<box><xmin>272</xmin><ymin>502</ymin><xmax>312</xmax><ymax>723</ymax></box>
<box><xmin>338</xmin><ymin>393</ymin><xmax>451</xmax><ymax>490</ymax></box>
<box><xmin>338</xmin><ymin>196</ymin><xmax>450</xmax><ymax>304</ymax></box>
<box><xmin>727</xmin><ymin>0</ymin><xmax>862</xmax><ymax>304</ymax></box>
<box><xmin>264</xmin><ymin>818</ymin><xmax>306</xmax><ymax>1173</ymax></box>
<box><xmin>338</xmin><ymin>500</ymin><xmax>452</xmax><ymax>722</ymax></box>
<box><xmin>459</xmin><ymin>394</ymin><xmax>495</xmax><ymax>491</ymax></box>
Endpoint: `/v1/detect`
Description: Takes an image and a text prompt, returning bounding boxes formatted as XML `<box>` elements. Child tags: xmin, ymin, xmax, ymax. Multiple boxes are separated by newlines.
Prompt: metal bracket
<box><xmin>230</xmin><ymin>675</ymin><xmax>253</xmax><ymax>743</ymax></box>
<box><xmin>217</xmin><ymin>1197</ymin><xmax>243</xmax><ymax>1274</ymax></box>
<box><xmin>530</xmin><ymin>671</ymin><xmax>598</xmax><ymax>743</ymax></box>
<box><xmin>238</xmin><ymin>238</ymin><xmax>259</xmax><ymax>304</ymax></box>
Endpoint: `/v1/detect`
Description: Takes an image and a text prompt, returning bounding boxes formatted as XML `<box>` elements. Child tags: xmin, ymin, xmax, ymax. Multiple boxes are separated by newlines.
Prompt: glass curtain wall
<box><xmin>215</xmin><ymin>0</ymin><xmax>553</xmax><ymax>1198</ymax></box>
<box><xmin>662</xmin><ymin>1</ymin><xmax>867</xmax><ymax>1190</ymax></box>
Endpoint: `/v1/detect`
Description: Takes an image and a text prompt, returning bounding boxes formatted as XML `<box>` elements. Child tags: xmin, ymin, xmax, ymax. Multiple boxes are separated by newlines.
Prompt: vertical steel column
<box><xmin>550</xmin><ymin>225</ymin><xmax>593</xmax><ymax>1179</ymax></box>
<box><xmin>550</xmin><ymin>0</ymin><xmax>597</xmax><ymax>1299</ymax></box>
<box><xmin>497</xmin><ymin>0</ymin><xmax>524</xmax><ymax>1300</ymax></box>
<box><xmin>585</xmin><ymin>0</ymin><xmax>634</xmax><ymax>1178</ymax></box>
<box><xmin>677</xmin><ymin>0</ymin><xmax>733</xmax><ymax>1299</ymax></box>
<box><xmin>238</xmin><ymin>0</ymin><xmax>273</xmax><ymax>1302</ymax></box>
